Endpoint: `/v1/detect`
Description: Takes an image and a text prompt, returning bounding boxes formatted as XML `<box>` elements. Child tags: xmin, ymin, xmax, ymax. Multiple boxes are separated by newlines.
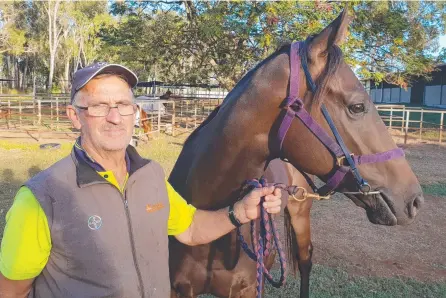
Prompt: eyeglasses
<box><xmin>74</xmin><ymin>103</ymin><xmax>137</xmax><ymax>117</ymax></box>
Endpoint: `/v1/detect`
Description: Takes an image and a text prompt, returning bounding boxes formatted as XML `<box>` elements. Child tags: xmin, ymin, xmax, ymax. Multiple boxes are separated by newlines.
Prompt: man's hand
<box><xmin>175</xmin><ymin>186</ymin><xmax>282</xmax><ymax>246</ymax></box>
<box><xmin>234</xmin><ymin>186</ymin><xmax>282</xmax><ymax>224</ymax></box>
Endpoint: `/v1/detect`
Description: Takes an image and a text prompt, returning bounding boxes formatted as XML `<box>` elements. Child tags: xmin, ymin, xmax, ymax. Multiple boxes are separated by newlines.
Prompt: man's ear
<box><xmin>66</xmin><ymin>105</ymin><xmax>82</xmax><ymax>130</ymax></box>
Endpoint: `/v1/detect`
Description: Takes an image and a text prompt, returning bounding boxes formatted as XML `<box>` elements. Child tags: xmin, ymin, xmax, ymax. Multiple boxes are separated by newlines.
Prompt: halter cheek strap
<box><xmin>276</xmin><ymin>41</ymin><xmax>404</xmax><ymax>196</ymax></box>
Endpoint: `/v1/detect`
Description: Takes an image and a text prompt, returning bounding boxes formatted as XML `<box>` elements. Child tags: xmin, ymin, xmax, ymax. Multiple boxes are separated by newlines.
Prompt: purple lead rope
<box><xmin>237</xmin><ymin>177</ymin><xmax>288</xmax><ymax>298</ymax></box>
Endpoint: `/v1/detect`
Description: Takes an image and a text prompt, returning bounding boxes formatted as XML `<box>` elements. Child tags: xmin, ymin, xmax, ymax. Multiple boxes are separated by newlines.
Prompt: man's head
<box><xmin>67</xmin><ymin>62</ymin><xmax>138</xmax><ymax>152</ymax></box>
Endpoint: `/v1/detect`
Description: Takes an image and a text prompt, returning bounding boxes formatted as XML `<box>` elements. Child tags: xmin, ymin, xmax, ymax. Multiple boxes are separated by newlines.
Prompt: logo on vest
<box><xmin>146</xmin><ymin>203</ymin><xmax>164</xmax><ymax>213</ymax></box>
<box><xmin>88</xmin><ymin>215</ymin><xmax>102</xmax><ymax>230</ymax></box>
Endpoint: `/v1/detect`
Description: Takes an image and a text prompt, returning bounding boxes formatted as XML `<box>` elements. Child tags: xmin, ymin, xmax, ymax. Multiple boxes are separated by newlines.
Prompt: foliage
<box><xmin>0</xmin><ymin>1</ymin><xmax>445</xmax><ymax>92</ymax></box>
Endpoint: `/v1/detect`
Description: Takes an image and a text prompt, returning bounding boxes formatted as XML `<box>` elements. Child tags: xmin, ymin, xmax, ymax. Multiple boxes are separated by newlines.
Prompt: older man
<box><xmin>0</xmin><ymin>63</ymin><xmax>282</xmax><ymax>298</ymax></box>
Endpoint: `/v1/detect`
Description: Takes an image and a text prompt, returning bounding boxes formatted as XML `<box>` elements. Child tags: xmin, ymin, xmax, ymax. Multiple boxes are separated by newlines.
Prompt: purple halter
<box><xmin>277</xmin><ymin>41</ymin><xmax>405</xmax><ymax>196</ymax></box>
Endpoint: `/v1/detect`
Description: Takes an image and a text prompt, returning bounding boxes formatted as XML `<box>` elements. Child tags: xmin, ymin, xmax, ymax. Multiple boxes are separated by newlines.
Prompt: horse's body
<box><xmin>0</xmin><ymin>106</ymin><xmax>11</xmax><ymax>129</ymax></box>
<box><xmin>135</xmin><ymin>103</ymin><xmax>152</xmax><ymax>140</ymax></box>
<box><xmin>168</xmin><ymin>11</ymin><xmax>424</xmax><ymax>298</ymax></box>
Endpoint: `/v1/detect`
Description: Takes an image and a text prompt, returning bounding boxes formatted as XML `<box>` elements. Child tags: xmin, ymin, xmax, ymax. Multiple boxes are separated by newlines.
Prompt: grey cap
<box><xmin>70</xmin><ymin>62</ymin><xmax>138</xmax><ymax>103</ymax></box>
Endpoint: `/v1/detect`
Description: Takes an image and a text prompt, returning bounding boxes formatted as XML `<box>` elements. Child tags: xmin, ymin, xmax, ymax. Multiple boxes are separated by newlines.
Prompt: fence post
<box><xmin>158</xmin><ymin>103</ymin><xmax>161</xmax><ymax>134</ymax></box>
<box><xmin>56</xmin><ymin>97</ymin><xmax>59</xmax><ymax>130</ymax></box>
<box><xmin>33</xmin><ymin>97</ymin><xmax>36</xmax><ymax>125</ymax></box>
<box><xmin>401</xmin><ymin>106</ymin><xmax>405</xmax><ymax>133</ymax></box>
<box><xmin>404</xmin><ymin>110</ymin><xmax>410</xmax><ymax>144</ymax></box>
<box><xmin>172</xmin><ymin>101</ymin><xmax>176</xmax><ymax>137</ymax></box>
<box><xmin>419</xmin><ymin>110</ymin><xmax>423</xmax><ymax>141</ymax></box>
<box><xmin>7</xmin><ymin>99</ymin><xmax>11</xmax><ymax>128</ymax></box>
<box><xmin>19</xmin><ymin>101</ymin><xmax>22</xmax><ymax>126</ymax></box>
<box><xmin>389</xmin><ymin>106</ymin><xmax>393</xmax><ymax>129</ymax></box>
<box><xmin>50</xmin><ymin>99</ymin><xmax>54</xmax><ymax>129</ymax></box>
<box><xmin>440</xmin><ymin>112</ymin><xmax>444</xmax><ymax>144</ymax></box>
<box><xmin>194</xmin><ymin>102</ymin><xmax>197</xmax><ymax>128</ymax></box>
<box><xmin>37</xmin><ymin>100</ymin><xmax>41</xmax><ymax>125</ymax></box>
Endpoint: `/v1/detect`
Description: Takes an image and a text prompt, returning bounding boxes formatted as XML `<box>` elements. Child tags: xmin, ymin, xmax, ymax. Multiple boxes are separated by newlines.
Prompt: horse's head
<box><xmin>271</xmin><ymin>10</ymin><xmax>423</xmax><ymax>226</ymax></box>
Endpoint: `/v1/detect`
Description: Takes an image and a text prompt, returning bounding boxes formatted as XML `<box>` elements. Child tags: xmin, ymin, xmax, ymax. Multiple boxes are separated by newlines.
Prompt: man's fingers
<box><xmin>251</xmin><ymin>186</ymin><xmax>275</xmax><ymax>197</ymax></box>
<box><xmin>263</xmin><ymin>197</ymin><xmax>282</xmax><ymax>208</ymax></box>
<box><xmin>266</xmin><ymin>206</ymin><xmax>281</xmax><ymax>214</ymax></box>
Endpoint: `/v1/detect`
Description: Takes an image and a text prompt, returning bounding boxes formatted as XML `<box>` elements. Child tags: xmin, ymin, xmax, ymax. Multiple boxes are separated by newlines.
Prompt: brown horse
<box><xmin>0</xmin><ymin>105</ymin><xmax>11</xmax><ymax>129</ymax></box>
<box><xmin>135</xmin><ymin>103</ymin><xmax>152</xmax><ymax>141</ymax></box>
<box><xmin>168</xmin><ymin>10</ymin><xmax>424</xmax><ymax>298</ymax></box>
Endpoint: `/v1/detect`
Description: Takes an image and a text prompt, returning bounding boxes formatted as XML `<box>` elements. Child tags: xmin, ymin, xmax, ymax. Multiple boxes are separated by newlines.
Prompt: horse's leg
<box><xmin>284</xmin><ymin>165</ymin><xmax>313</xmax><ymax>298</ymax></box>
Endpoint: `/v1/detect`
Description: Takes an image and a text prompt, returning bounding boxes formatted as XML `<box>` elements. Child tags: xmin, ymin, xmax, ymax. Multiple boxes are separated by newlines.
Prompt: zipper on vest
<box><xmin>123</xmin><ymin>194</ymin><xmax>145</xmax><ymax>297</ymax></box>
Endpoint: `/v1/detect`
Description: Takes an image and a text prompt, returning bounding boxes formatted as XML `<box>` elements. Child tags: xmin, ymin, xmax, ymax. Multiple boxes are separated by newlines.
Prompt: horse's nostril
<box><xmin>410</xmin><ymin>194</ymin><xmax>424</xmax><ymax>218</ymax></box>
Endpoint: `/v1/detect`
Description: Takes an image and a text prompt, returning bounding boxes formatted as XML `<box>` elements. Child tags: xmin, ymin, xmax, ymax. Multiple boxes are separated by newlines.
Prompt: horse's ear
<box><xmin>308</xmin><ymin>9</ymin><xmax>352</xmax><ymax>58</ymax></box>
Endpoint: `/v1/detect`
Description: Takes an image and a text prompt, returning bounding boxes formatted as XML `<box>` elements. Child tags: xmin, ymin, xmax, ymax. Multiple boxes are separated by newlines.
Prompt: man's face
<box><xmin>67</xmin><ymin>75</ymin><xmax>136</xmax><ymax>152</ymax></box>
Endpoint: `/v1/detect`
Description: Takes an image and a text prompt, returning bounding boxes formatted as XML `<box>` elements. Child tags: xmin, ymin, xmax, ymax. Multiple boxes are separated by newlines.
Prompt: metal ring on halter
<box><xmin>290</xmin><ymin>186</ymin><xmax>331</xmax><ymax>201</ymax></box>
<box><xmin>342</xmin><ymin>182</ymin><xmax>381</xmax><ymax>196</ymax></box>
<box><xmin>336</xmin><ymin>153</ymin><xmax>354</xmax><ymax>167</ymax></box>
<box><xmin>360</xmin><ymin>182</ymin><xmax>372</xmax><ymax>194</ymax></box>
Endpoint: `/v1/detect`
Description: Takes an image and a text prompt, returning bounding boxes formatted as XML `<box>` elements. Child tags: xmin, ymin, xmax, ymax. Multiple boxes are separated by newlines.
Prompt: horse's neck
<box><xmin>177</xmin><ymin>105</ymin><xmax>271</xmax><ymax>209</ymax></box>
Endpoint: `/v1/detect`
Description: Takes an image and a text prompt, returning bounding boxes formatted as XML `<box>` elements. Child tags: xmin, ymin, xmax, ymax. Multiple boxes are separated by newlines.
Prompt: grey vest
<box><xmin>25</xmin><ymin>146</ymin><xmax>171</xmax><ymax>298</ymax></box>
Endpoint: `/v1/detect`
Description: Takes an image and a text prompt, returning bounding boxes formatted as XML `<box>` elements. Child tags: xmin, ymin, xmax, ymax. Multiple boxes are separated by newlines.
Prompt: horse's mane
<box><xmin>182</xmin><ymin>39</ymin><xmax>343</xmax><ymax>145</ymax></box>
<box><xmin>183</xmin><ymin>44</ymin><xmax>292</xmax><ymax>146</ymax></box>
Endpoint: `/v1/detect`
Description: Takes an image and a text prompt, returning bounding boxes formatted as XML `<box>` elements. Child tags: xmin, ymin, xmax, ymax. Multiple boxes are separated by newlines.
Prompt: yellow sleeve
<box><xmin>0</xmin><ymin>186</ymin><xmax>51</xmax><ymax>280</ymax></box>
<box><xmin>166</xmin><ymin>180</ymin><xmax>197</xmax><ymax>236</ymax></box>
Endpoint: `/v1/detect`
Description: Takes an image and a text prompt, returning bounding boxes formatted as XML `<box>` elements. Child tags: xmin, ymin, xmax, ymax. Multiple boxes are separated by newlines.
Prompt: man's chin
<box><xmin>99</xmin><ymin>136</ymin><xmax>131</xmax><ymax>152</ymax></box>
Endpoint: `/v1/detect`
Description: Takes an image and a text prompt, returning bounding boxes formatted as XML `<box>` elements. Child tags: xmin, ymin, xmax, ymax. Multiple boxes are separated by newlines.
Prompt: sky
<box><xmin>439</xmin><ymin>34</ymin><xmax>446</xmax><ymax>49</ymax></box>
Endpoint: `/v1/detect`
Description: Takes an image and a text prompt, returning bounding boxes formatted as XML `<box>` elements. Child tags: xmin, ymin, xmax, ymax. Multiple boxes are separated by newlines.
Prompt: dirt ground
<box><xmin>307</xmin><ymin>142</ymin><xmax>446</xmax><ymax>283</ymax></box>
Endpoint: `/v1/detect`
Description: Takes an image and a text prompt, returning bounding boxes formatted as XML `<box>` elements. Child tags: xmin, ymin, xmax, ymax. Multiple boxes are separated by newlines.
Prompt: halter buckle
<box><xmin>336</xmin><ymin>153</ymin><xmax>354</xmax><ymax>167</ymax></box>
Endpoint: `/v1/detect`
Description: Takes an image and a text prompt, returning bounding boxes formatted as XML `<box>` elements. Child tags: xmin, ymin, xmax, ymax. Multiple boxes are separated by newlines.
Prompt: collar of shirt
<box><xmin>73</xmin><ymin>137</ymin><xmax>131</xmax><ymax>173</ymax></box>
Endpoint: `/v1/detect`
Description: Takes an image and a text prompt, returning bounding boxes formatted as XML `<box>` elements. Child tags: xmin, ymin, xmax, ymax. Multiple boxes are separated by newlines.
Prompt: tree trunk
<box><xmin>47</xmin><ymin>0</ymin><xmax>62</xmax><ymax>93</ymax></box>
<box><xmin>22</xmin><ymin>58</ymin><xmax>29</xmax><ymax>91</ymax></box>
<box><xmin>63</xmin><ymin>57</ymin><xmax>70</xmax><ymax>93</ymax></box>
<box><xmin>15</xmin><ymin>57</ymin><xmax>20</xmax><ymax>90</ymax></box>
<box><xmin>33</xmin><ymin>70</ymin><xmax>37</xmax><ymax>96</ymax></box>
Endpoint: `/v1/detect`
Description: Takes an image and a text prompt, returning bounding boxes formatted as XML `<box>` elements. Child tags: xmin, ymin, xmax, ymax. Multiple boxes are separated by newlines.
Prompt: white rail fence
<box><xmin>376</xmin><ymin>104</ymin><xmax>445</xmax><ymax>144</ymax></box>
<box><xmin>0</xmin><ymin>96</ymin><xmax>444</xmax><ymax>145</ymax></box>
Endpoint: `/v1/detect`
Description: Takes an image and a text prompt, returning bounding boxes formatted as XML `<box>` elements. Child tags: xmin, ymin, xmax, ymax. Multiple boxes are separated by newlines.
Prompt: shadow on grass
<box><xmin>198</xmin><ymin>265</ymin><xmax>446</xmax><ymax>298</ymax></box>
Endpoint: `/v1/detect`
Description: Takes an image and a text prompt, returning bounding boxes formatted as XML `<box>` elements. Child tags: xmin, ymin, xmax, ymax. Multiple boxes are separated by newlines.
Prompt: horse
<box><xmin>168</xmin><ymin>10</ymin><xmax>424</xmax><ymax>298</ymax></box>
<box><xmin>135</xmin><ymin>103</ymin><xmax>152</xmax><ymax>142</ymax></box>
<box><xmin>0</xmin><ymin>105</ymin><xmax>11</xmax><ymax>129</ymax></box>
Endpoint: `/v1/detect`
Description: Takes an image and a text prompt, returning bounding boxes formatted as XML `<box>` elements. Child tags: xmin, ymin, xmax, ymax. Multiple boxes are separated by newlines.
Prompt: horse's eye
<box><xmin>348</xmin><ymin>103</ymin><xmax>365</xmax><ymax>114</ymax></box>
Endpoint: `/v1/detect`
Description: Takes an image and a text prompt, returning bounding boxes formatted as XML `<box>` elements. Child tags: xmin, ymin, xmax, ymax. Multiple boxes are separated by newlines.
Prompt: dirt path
<box><xmin>307</xmin><ymin>143</ymin><xmax>446</xmax><ymax>282</ymax></box>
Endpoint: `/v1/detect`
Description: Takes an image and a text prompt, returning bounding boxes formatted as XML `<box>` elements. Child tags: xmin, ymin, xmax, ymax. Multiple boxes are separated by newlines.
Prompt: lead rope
<box><xmin>236</xmin><ymin>177</ymin><xmax>288</xmax><ymax>298</ymax></box>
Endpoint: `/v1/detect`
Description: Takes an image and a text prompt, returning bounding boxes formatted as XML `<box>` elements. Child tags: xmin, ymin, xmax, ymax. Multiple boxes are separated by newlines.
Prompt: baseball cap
<box><xmin>70</xmin><ymin>62</ymin><xmax>138</xmax><ymax>104</ymax></box>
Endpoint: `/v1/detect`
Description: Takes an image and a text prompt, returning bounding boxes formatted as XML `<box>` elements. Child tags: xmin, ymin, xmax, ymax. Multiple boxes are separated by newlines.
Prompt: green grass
<box><xmin>264</xmin><ymin>266</ymin><xmax>446</xmax><ymax>298</ymax></box>
<box><xmin>198</xmin><ymin>265</ymin><xmax>446</xmax><ymax>298</ymax></box>
<box><xmin>422</xmin><ymin>183</ymin><xmax>446</xmax><ymax>197</ymax></box>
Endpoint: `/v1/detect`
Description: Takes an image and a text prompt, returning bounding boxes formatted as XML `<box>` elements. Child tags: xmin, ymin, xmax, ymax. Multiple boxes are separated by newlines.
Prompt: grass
<box><xmin>198</xmin><ymin>265</ymin><xmax>446</xmax><ymax>298</ymax></box>
<box><xmin>0</xmin><ymin>135</ymin><xmax>445</xmax><ymax>297</ymax></box>
<box><xmin>421</xmin><ymin>183</ymin><xmax>446</xmax><ymax>197</ymax></box>
<box><xmin>264</xmin><ymin>266</ymin><xmax>446</xmax><ymax>298</ymax></box>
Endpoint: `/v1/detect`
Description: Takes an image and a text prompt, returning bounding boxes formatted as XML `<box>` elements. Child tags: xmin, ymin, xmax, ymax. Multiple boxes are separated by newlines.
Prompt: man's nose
<box><xmin>105</xmin><ymin>107</ymin><xmax>123</xmax><ymax>124</ymax></box>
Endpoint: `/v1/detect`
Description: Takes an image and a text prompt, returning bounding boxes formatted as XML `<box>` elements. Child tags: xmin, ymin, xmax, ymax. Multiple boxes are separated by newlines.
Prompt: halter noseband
<box><xmin>276</xmin><ymin>41</ymin><xmax>404</xmax><ymax>196</ymax></box>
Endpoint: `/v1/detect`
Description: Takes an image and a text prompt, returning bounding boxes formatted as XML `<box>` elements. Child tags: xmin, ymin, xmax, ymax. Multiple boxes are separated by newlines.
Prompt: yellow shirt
<box><xmin>0</xmin><ymin>171</ymin><xmax>196</xmax><ymax>280</ymax></box>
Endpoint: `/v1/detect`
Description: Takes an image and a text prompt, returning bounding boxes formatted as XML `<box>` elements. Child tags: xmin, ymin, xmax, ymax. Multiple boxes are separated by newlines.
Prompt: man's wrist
<box><xmin>228</xmin><ymin>203</ymin><xmax>242</xmax><ymax>227</ymax></box>
<box><xmin>232</xmin><ymin>201</ymin><xmax>249</xmax><ymax>225</ymax></box>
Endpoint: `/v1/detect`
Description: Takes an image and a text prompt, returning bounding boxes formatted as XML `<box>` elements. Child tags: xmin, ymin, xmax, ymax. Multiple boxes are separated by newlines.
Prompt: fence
<box><xmin>376</xmin><ymin>104</ymin><xmax>445</xmax><ymax>144</ymax></box>
<box><xmin>0</xmin><ymin>96</ymin><xmax>444</xmax><ymax>145</ymax></box>
<box><xmin>0</xmin><ymin>95</ymin><xmax>221</xmax><ymax>141</ymax></box>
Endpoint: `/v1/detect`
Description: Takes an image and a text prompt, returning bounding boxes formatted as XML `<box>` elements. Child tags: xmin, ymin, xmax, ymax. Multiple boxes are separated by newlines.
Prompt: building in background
<box><xmin>362</xmin><ymin>64</ymin><xmax>446</xmax><ymax>108</ymax></box>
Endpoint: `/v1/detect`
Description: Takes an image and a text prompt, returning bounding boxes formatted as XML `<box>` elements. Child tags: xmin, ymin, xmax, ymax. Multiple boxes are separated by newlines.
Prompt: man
<box><xmin>0</xmin><ymin>62</ymin><xmax>282</xmax><ymax>298</ymax></box>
